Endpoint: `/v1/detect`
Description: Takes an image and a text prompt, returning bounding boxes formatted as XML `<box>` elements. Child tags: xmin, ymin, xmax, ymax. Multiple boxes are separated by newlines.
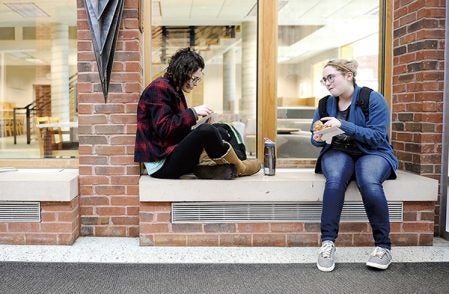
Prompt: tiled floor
<box><xmin>1</xmin><ymin>237</ymin><xmax>448</xmax><ymax>264</ymax></box>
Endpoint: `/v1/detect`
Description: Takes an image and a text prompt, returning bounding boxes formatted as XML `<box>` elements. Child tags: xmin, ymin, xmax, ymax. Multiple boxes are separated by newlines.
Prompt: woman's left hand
<box><xmin>320</xmin><ymin>117</ymin><xmax>341</xmax><ymax>128</ymax></box>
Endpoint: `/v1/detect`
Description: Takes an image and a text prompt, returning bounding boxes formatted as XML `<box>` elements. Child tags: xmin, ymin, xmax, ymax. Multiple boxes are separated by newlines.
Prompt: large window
<box><xmin>0</xmin><ymin>1</ymin><xmax>78</xmax><ymax>160</ymax></box>
<box><xmin>148</xmin><ymin>0</ymin><xmax>384</xmax><ymax>165</ymax></box>
<box><xmin>150</xmin><ymin>0</ymin><xmax>258</xmax><ymax>157</ymax></box>
<box><xmin>276</xmin><ymin>0</ymin><xmax>381</xmax><ymax>160</ymax></box>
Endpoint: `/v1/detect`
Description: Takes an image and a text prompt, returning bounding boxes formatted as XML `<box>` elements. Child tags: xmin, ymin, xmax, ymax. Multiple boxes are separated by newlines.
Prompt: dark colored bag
<box><xmin>213</xmin><ymin>122</ymin><xmax>247</xmax><ymax>160</ymax></box>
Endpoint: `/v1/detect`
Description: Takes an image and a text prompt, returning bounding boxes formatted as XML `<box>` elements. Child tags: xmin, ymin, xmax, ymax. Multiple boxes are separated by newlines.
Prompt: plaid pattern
<box><xmin>134</xmin><ymin>77</ymin><xmax>196</xmax><ymax>162</ymax></box>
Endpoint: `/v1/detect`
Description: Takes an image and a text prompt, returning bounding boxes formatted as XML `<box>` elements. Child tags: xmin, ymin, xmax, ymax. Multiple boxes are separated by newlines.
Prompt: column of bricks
<box><xmin>77</xmin><ymin>0</ymin><xmax>142</xmax><ymax>237</ymax></box>
<box><xmin>391</xmin><ymin>0</ymin><xmax>445</xmax><ymax>234</ymax></box>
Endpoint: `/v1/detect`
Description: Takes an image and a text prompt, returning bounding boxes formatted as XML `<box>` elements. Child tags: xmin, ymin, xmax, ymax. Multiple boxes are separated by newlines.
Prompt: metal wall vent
<box><xmin>172</xmin><ymin>202</ymin><xmax>403</xmax><ymax>223</ymax></box>
<box><xmin>0</xmin><ymin>201</ymin><xmax>40</xmax><ymax>222</ymax></box>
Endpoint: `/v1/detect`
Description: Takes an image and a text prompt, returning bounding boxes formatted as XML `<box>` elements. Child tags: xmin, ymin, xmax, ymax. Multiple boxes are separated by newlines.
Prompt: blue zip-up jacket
<box><xmin>310</xmin><ymin>85</ymin><xmax>398</xmax><ymax>179</ymax></box>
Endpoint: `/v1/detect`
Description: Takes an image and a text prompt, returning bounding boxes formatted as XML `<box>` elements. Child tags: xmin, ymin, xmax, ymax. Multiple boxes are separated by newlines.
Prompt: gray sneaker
<box><xmin>366</xmin><ymin>247</ymin><xmax>392</xmax><ymax>269</ymax></box>
<box><xmin>317</xmin><ymin>240</ymin><xmax>336</xmax><ymax>272</ymax></box>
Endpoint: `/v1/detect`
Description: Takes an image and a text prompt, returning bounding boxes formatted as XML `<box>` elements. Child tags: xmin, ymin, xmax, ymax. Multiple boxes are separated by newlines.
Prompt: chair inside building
<box><xmin>35</xmin><ymin>116</ymin><xmax>78</xmax><ymax>158</ymax></box>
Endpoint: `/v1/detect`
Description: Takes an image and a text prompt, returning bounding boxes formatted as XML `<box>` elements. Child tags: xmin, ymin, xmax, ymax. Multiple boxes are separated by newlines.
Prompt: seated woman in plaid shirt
<box><xmin>134</xmin><ymin>47</ymin><xmax>260</xmax><ymax>179</ymax></box>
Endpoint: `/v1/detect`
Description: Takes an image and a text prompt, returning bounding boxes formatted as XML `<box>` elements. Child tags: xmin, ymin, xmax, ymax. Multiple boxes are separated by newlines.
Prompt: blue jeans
<box><xmin>320</xmin><ymin>149</ymin><xmax>392</xmax><ymax>249</ymax></box>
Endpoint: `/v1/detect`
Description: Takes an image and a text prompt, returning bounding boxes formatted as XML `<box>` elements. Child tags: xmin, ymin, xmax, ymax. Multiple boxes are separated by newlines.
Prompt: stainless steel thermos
<box><xmin>263</xmin><ymin>138</ymin><xmax>276</xmax><ymax>176</ymax></box>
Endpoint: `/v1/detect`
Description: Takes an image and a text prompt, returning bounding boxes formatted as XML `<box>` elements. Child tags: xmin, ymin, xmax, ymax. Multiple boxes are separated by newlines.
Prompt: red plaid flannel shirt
<box><xmin>134</xmin><ymin>77</ymin><xmax>197</xmax><ymax>162</ymax></box>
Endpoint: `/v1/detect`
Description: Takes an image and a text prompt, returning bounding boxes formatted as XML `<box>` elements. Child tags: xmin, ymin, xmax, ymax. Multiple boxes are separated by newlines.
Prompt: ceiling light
<box><xmin>4</xmin><ymin>2</ymin><xmax>50</xmax><ymax>17</ymax></box>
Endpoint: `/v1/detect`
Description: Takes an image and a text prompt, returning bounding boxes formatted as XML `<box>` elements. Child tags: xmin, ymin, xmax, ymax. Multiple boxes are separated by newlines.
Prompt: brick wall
<box><xmin>77</xmin><ymin>0</ymin><xmax>142</xmax><ymax>237</ymax></box>
<box><xmin>0</xmin><ymin>197</ymin><xmax>80</xmax><ymax>245</ymax></box>
<box><xmin>391</xmin><ymin>0</ymin><xmax>445</xmax><ymax>234</ymax></box>
<box><xmin>139</xmin><ymin>202</ymin><xmax>434</xmax><ymax>246</ymax></box>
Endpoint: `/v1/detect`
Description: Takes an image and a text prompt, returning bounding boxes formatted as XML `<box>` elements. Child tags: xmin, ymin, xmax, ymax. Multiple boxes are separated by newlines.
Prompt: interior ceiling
<box><xmin>152</xmin><ymin>0</ymin><xmax>379</xmax><ymax>64</ymax></box>
<box><xmin>0</xmin><ymin>0</ymin><xmax>379</xmax><ymax>65</ymax></box>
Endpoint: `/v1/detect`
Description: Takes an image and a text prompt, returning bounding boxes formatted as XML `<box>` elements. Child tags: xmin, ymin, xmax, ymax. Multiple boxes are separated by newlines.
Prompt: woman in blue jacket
<box><xmin>310</xmin><ymin>59</ymin><xmax>398</xmax><ymax>272</ymax></box>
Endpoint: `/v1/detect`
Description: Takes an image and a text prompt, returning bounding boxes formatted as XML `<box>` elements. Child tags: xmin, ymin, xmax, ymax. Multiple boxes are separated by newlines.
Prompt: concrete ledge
<box><xmin>139</xmin><ymin>169</ymin><xmax>438</xmax><ymax>202</ymax></box>
<box><xmin>0</xmin><ymin>169</ymin><xmax>79</xmax><ymax>202</ymax></box>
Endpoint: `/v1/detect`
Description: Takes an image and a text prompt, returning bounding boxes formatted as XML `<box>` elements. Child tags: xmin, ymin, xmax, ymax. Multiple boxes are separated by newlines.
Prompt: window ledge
<box><xmin>139</xmin><ymin>169</ymin><xmax>438</xmax><ymax>202</ymax></box>
<box><xmin>0</xmin><ymin>169</ymin><xmax>79</xmax><ymax>202</ymax></box>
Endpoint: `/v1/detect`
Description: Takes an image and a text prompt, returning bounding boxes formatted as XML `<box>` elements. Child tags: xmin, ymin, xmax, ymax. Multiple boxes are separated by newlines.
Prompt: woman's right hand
<box><xmin>193</xmin><ymin>104</ymin><xmax>214</xmax><ymax>117</ymax></box>
<box><xmin>313</xmin><ymin>133</ymin><xmax>324</xmax><ymax>142</ymax></box>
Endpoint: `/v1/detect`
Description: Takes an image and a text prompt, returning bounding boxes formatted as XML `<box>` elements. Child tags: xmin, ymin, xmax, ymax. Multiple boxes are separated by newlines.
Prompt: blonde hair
<box><xmin>325</xmin><ymin>59</ymin><xmax>358</xmax><ymax>84</ymax></box>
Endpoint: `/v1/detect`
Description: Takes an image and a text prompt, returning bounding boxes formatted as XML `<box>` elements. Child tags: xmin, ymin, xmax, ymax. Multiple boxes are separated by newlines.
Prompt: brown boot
<box><xmin>194</xmin><ymin>149</ymin><xmax>237</xmax><ymax>180</ymax></box>
<box><xmin>213</xmin><ymin>142</ymin><xmax>261</xmax><ymax>176</ymax></box>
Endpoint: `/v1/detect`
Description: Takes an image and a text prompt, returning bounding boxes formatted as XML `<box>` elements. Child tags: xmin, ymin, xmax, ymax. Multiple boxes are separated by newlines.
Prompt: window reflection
<box><xmin>0</xmin><ymin>0</ymin><xmax>78</xmax><ymax>159</ymax></box>
<box><xmin>151</xmin><ymin>0</ymin><xmax>258</xmax><ymax>157</ymax></box>
<box><xmin>277</xmin><ymin>0</ymin><xmax>380</xmax><ymax>159</ymax></box>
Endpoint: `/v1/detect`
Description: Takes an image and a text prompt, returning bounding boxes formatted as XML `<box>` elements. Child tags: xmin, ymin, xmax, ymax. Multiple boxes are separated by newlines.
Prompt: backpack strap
<box><xmin>319</xmin><ymin>86</ymin><xmax>373</xmax><ymax>120</ymax></box>
<box><xmin>355</xmin><ymin>86</ymin><xmax>373</xmax><ymax>121</ymax></box>
<box><xmin>318</xmin><ymin>95</ymin><xmax>330</xmax><ymax>118</ymax></box>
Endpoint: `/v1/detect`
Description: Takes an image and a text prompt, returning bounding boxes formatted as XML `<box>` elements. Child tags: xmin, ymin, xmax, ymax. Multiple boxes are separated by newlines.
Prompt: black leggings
<box><xmin>151</xmin><ymin>124</ymin><xmax>228</xmax><ymax>179</ymax></box>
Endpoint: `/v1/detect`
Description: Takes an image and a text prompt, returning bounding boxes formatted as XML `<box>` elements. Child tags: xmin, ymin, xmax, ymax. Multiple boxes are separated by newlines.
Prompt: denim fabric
<box><xmin>320</xmin><ymin>149</ymin><xmax>392</xmax><ymax>250</ymax></box>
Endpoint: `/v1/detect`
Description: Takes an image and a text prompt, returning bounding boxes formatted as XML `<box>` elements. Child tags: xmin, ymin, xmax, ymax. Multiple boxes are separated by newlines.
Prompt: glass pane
<box><xmin>151</xmin><ymin>0</ymin><xmax>258</xmax><ymax>158</ymax></box>
<box><xmin>0</xmin><ymin>1</ymin><xmax>78</xmax><ymax>159</ymax></box>
<box><xmin>277</xmin><ymin>0</ymin><xmax>380</xmax><ymax>159</ymax></box>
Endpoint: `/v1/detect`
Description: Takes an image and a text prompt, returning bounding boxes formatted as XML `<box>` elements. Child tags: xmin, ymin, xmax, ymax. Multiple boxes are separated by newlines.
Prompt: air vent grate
<box><xmin>172</xmin><ymin>202</ymin><xmax>403</xmax><ymax>223</ymax></box>
<box><xmin>0</xmin><ymin>201</ymin><xmax>40</xmax><ymax>222</ymax></box>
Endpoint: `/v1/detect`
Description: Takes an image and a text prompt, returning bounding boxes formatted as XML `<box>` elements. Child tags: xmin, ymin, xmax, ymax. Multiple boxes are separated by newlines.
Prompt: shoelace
<box><xmin>370</xmin><ymin>247</ymin><xmax>388</xmax><ymax>258</ymax></box>
<box><xmin>319</xmin><ymin>242</ymin><xmax>334</xmax><ymax>258</ymax></box>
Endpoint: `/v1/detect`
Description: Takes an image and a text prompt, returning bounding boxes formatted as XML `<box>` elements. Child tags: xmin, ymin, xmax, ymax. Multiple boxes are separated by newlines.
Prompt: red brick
<box><xmin>402</xmin><ymin>222</ymin><xmax>434</xmax><ymax>232</ymax></box>
<box><xmin>8</xmin><ymin>223</ymin><xmax>40</xmax><ymax>232</ymax></box>
<box><xmin>41</xmin><ymin>223</ymin><xmax>74</xmax><ymax>233</ymax></box>
<box><xmin>41</xmin><ymin>212</ymin><xmax>57</xmax><ymax>222</ymax></box>
<box><xmin>96</xmin><ymin>207</ymin><xmax>126</xmax><ymax>216</ymax></box>
<box><xmin>139</xmin><ymin>212</ymin><xmax>154</xmax><ymax>222</ymax></box>
<box><xmin>126</xmin><ymin>206</ymin><xmax>140</xmax><ymax>216</ymax></box>
<box><xmin>404</xmin><ymin>202</ymin><xmax>435</xmax><ymax>211</ymax></box>
<box><xmin>391</xmin><ymin>233</ymin><xmax>418</xmax><ymax>246</ymax></box>
<box><xmin>287</xmin><ymin>234</ymin><xmax>319</xmax><ymax>246</ymax></box>
<box><xmin>95</xmin><ymin>185</ymin><xmax>126</xmax><ymax>195</ymax></box>
<box><xmin>58</xmin><ymin>233</ymin><xmax>78</xmax><ymax>245</ymax></box>
<box><xmin>172</xmin><ymin>224</ymin><xmax>203</xmax><ymax>233</ymax></box>
<box><xmin>95</xmin><ymin>226</ymin><xmax>127</xmax><ymax>237</ymax></box>
<box><xmin>25</xmin><ymin>234</ymin><xmax>58</xmax><ymax>245</ymax></box>
<box><xmin>155</xmin><ymin>234</ymin><xmax>187</xmax><ymax>246</ymax></box>
<box><xmin>187</xmin><ymin>235</ymin><xmax>219</xmax><ymax>246</ymax></box>
<box><xmin>57</xmin><ymin>211</ymin><xmax>78</xmax><ymax>222</ymax></box>
<box><xmin>111</xmin><ymin>196</ymin><xmax>139</xmax><ymax>206</ymax></box>
<box><xmin>339</xmin><ymin>223</ymin><xmax>369</xmax><ymax>233</ymax></box>
<box><xmin>140</xmin><ymin>224</ymin><xmax>170</xmax><ymax>234</ymax></box>
<box><xmin>270</xmin><ymin>223</ymin><xmax>304</xmax><ymax>232</ymax></box>
<box><xmin>156</xmin><ymin>213</ymin><xmax>171</xmax><ymax>222</ymax></box>
<box><xmin>0</xmin><ymin>234</ymin><xmax>25</xmax><ymax>244</ymax></box>
<box><xmin>253</xmin><ymin>234</ymin><xmax>286</xmax><ymax>246</ymax></box>
<box><xmin>418</xmin><ymin>233</ymin><xmax>434</xmax><ymax>246</ymax></box>
<box><xmin>111</xmin><ymin>216</ymin><xmax>139</xmax><ymax>225</ymax></box>
<box><xmin>140</xmin><ymin>203</ymin><xmax>171</xmax><ymax>212</ymax></box>
<box><xmin>219</xmin><ymin>234</ymin><xmax>252</xmax><ymax>246</ymax></box>
<box><xmin>237</xmin><ymin>223</ymin><xmax>269</xmax><ymax>233</ymax></box>
<box><xmin>128</xmin><ymin>226</ymin><xmax>139</xmax><ymax>237</ymax></box>
<box><xmin>140</xmin><ymin>234</ymin><xmax>154</xmax><ymax>246</ymax></box>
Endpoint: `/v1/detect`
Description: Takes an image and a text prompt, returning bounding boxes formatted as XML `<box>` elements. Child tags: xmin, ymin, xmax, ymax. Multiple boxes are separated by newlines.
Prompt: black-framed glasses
<box><xmin>320</xmin><ymin>73</ymin><xmax>342</xmax><ymax>86</ymax></box>
<box><xmin>189</xmin><ymin>76</ymin><xmax>202</xmax><ymax>84</ymax></box>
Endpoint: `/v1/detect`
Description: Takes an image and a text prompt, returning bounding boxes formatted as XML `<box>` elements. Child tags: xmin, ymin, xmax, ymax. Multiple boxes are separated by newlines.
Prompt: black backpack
<box><xmin>213</xmin><ymin>122</ymin><xmax>247</xmax><ymax>160</ymax></box>
<box><xmin>318</xmin><ymin>86</ymin><xmax>373</xmax><ymax>121</ymax></box>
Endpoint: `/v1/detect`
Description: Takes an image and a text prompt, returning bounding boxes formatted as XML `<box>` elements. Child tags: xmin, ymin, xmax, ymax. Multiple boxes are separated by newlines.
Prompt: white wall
<box><xmin>4</xmin><ymin>65</ymin><xmax>50</xmax><ymax>107</ymax></box>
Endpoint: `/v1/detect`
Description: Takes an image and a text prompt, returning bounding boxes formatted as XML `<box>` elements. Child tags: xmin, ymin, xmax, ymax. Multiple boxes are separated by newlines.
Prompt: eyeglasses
<box><xmin>320</xmin><ymin>73</ymin><xmax>342</xmax><ymax>86</ymax></box>
<box><xmin>189</xmin><ymin>76</ymin><xmax>202</xmax><ymax>84</ymax></box>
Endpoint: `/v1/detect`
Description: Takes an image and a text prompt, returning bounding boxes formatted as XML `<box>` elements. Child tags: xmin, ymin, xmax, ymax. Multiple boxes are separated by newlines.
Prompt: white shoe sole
<box><xmin>317</xmin><ymin>262</ymin><xmax>335</xmax><ymax>272</ymax></box>
<box><xmin>366</xmin><ymin>261</ymin><xmax>391</xmax><ymax>270</ymax></box>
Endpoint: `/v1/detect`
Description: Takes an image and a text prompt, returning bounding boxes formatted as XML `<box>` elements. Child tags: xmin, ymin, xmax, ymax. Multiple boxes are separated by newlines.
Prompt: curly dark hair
<box><xmin>165</xmin><ymin>47</ymin><xmax>205</xmax><ymax>90</ymax></box>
